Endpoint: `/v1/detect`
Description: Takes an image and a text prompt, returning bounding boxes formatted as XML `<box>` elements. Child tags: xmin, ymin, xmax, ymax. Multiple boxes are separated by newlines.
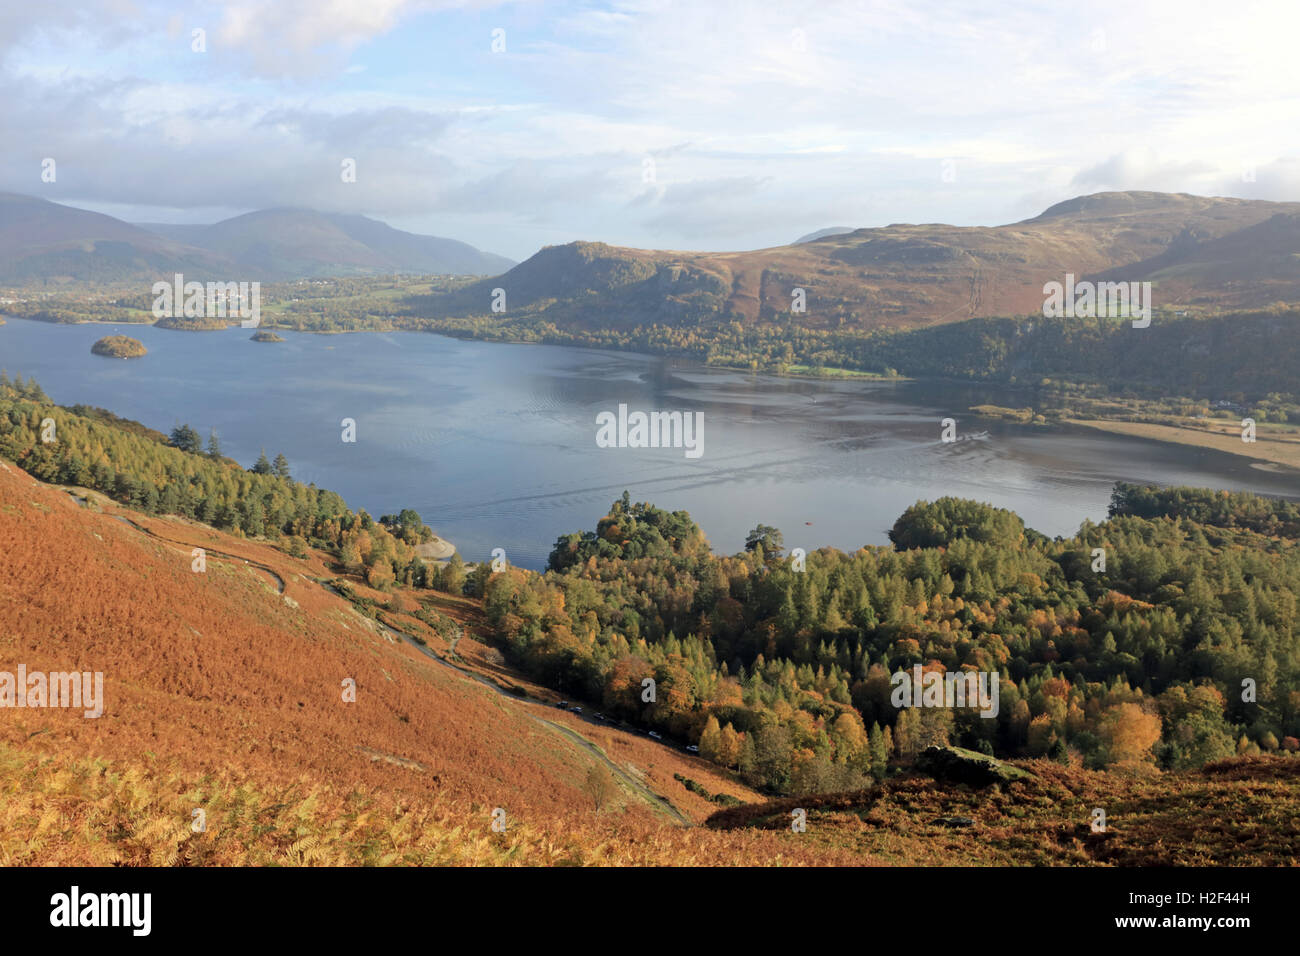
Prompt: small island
<box><xmin>251</xmin><ymin>331</ymin><xmax>285</xmax><ymax>342</ymax></box>
<box><xmin>91</xmin><ymin>335</ymin><xmax>147</xmax><ymax>359</ymax></box>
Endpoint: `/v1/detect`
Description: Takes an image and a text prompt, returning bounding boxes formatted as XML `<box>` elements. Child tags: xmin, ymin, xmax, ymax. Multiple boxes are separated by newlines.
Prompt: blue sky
<box><xmin>2</xmin><ymin>0</ymin><xmax>1299</xmax><ymax>261</ymax></box>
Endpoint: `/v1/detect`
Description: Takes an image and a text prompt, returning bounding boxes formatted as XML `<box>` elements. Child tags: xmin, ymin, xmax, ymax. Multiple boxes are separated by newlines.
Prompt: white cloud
<box><xmin>2</xmin><ymin>0</ymin><xmax>1299</xmax><ymax>260</ymax></box>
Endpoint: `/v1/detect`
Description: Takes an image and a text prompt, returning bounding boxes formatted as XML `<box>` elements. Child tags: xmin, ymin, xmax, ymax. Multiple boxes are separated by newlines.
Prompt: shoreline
<box><xmin>6</xmin><ymin>313</ymin><xmax>1296</xmax><ymax>482</ymax></box>
<box><xmin>1065</xmin><ymin>418</ymin><xmax>1300</xmax><ymax>473</ymax></box>
<box><xmin>415</xmin><ymin>537</ymin><xmax>456</xmax><ymax>563</ymax></box>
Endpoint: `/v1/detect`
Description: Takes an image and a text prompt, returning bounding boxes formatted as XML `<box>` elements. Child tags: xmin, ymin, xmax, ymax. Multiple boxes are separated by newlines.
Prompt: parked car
<box><xmin>570</xmin><ymin>706</ymin><xmax>583</xmax><ymax>713</ymax></box>
<box><xmin>648</xmin><ymin>731</ymin><xmax>663</xmax><ymax>740</ymax></box>
<box><xmin>594</xmin><ymin>713</ymin><xmax>605</xmax><ymax>721</ymax></box>
<box><xmin>557</xmin><ymin>701</ymin><xmax>569</xmax><ymax>708</ymax></box>
<box><xmin>686</xmin><ymin>745</ymin><xmax>699</xmax><ymax>753</ymax></box>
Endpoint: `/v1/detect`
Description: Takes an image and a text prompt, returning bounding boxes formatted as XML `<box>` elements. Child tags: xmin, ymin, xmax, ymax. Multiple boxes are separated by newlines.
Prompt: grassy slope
<box><xmin>0</xmin><ymin>459</ymin><xmax>850</xmax><ymax>865</ymax></box>
<box><xmin>421</xmin><ymin>193</ymin><xmax>1300</xmax><ymax>332</ymax></box>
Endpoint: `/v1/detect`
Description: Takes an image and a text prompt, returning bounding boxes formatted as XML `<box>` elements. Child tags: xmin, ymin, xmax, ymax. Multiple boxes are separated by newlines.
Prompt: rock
<box><xmin>915</xmin><ymin>745</ymin><xmax>1035</xmax><ymax>787</ymax></box>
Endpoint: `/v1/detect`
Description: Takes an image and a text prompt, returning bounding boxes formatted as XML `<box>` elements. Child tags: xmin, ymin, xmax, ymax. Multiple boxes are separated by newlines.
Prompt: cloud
<box><xmin>1072</xmin><ymin>151</ymin><xmax>1219</xmax><ymax>192</ymax></box>
<box><xmin>1</xmin><ymin>0</ymin><xmax>1299</xmax><ymax>260</ymax></box>
<box><xmin>256</xmin><ymin>106</ymin><xmax>454</xmax><ymax>147</ymax></box>
<box><xmin>212</xmin><ymin>0</ymin><xmax>461</xmax><ymax>78</ymax></box>
<box><xmin>433</xmin><ymin>160</ymin><xmax>621</xmax><ymax>221</ymax></box>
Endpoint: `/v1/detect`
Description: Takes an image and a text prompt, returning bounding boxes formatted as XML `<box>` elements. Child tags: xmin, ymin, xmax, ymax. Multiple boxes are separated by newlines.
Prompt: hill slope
<box><xmin>0</xmin><ymin>193</ymin><xmax>513</xmax><ymax>284</ymax></box>
<box><xmin>0</xmin><ymin>193</ymin><xmax>230</xmax><ymax>284</ymax></box>
<box><xmin>0</xmin><ymin>455</ymin><xmax>847</xmax><ymax>864</ymax></box>
<box><xmin>423</xmin><ymin>192</ymin><xmax>1300</xmax><ymax>331</ymax></box>
<box><xmin>137</xmin><ymin>208</ymin><xmax>515</xmax><ymax>279</ymax></box>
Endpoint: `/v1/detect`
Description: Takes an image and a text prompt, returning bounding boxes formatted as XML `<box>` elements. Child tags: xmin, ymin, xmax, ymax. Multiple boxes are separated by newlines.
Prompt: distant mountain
<box><xmin>0</xmin><ymin>193</ymin><xmax>513</xmax><ymax>284</ymax></box>
<box><xmin>794</xmin><ymin>227</ymin><xmax>855</xmax><ymax>243</ymax></box>
<box><xmin>135</xmin><ymin>208</ymin><xmax>515</xmax><ymax>279</ymax></box>
<box><xmin>424</xmin><ymin>192</ymin><xmax>1300</xmax><ymax>332</ymax></box>
<box><xmin>0</xmin><ymin>192</ymin><xmax>230</xmax><ymax>284</ymax></box>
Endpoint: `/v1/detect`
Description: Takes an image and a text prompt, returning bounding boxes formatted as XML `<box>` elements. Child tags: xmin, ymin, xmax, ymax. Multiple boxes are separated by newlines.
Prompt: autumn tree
<box><xmin>583</xmin><ymin>764</ymin><xmax>619</xmax><ymax>811</ymax></box>
<box><xmin>1099</xmin><ymin>703</ymin><xmax>1162</xmax><ymax>765</ymax></box>
<box><xmin>831</xmin><ymin>712</ymin><xmax>867</xmax><ymax>767</ymax></box>
<box><xmin>698</xmin><ymin>715</ymin><xmax>723</xmax><ymax>762</ymax></box>
<box><xmin>718</xmin><ymin>723</ymin><xmax>742</xmax><ymax>770</ymax></box>
<box><xmin>893</xmin><ymin>707</ymin><xmax>921</xmax><ymax>760</ymax></box>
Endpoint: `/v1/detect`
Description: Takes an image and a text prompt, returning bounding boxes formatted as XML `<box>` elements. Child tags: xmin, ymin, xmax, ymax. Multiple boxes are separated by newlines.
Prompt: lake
<box><xmin>2</xmin><ymin>318</ymin><xmax>1296</xmax><ymax>569</ymax></box>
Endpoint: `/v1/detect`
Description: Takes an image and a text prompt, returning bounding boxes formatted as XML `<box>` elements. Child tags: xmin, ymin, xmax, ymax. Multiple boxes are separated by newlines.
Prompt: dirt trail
<box><xmin>366</xmin><ymin>605</ymin><xmax>690</xmax><ymax>826</ymax></box>
<box><xmin>70</xmin><ymin>488</ymin><xmax>686</xmax><ymax>824</ymax></box>
<box><xmin>112</xmin><ymin>514</ymin><xmax>287</xmax><ymax>594</ymax></box>
<box><xmin>68</xmin><ymin>490</ymin><xmax>288</xmax><ymax>594</ymax></box>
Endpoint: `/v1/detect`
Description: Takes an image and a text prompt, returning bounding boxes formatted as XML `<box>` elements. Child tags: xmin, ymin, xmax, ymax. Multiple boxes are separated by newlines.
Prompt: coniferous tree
<box><xmin>868</xmin><ymin>722</ymin><xmax>888</xmax><ymax>780</ymax></box>
<box><xmin>169</xmin><ymin>424</ymin><xmax>202</xmax><ymax>453</ymax></box>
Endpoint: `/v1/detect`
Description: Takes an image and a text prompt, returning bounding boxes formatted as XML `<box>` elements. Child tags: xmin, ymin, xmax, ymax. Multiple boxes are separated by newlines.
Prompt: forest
<box><xmin>481</xmin><ymin>488</ymin><xmax>1300</xmax><ymax>795</ymax></box>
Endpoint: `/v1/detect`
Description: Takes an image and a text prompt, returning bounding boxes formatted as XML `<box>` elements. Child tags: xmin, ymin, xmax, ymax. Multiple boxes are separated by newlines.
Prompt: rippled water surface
<box><xmin>3</xmin><ymin>318</ymin><xmax>1296</xmax><ymax>568</ymax></box>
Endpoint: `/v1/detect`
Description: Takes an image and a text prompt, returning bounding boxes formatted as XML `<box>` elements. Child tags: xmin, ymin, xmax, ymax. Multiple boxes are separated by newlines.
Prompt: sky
<box><xmin>2</xmin><ymin>0</ymin><xmax>1299</xmax><ymax>262</ymax></box>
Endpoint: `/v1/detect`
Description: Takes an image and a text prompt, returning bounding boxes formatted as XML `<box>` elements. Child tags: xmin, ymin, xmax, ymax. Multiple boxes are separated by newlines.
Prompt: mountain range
<box><xmin>0</xmin><ymin>193</ymin><xmax>515</xmax><ymax>283</ymax></box>
<box><xmin>422</xmin><ymin>191</ymin><xmax>1300</xmax><ymax>331</ymax></box>
<box><xmin>5</xmin><ymin>190</ymin><xmax>1300</xmax><ymax>331</ymax></box>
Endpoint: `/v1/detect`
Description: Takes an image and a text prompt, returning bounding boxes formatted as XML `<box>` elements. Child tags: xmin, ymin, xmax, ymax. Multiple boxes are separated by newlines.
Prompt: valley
<box><xmin>2</xmin><ymin>190</ymin><xmax>1298</xmax><ymax>871</ymax></box>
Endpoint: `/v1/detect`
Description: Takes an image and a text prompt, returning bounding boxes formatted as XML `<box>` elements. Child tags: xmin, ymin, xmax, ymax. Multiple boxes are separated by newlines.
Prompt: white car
<box><xmin>686</xmin><ymin>745</ymin><xmax>699</xmax><ymax>753</ymax></box>
<box><xmin>648</xmin><ymin>731</ymin><xmax>662</xmax><ymax>740</ymax></box>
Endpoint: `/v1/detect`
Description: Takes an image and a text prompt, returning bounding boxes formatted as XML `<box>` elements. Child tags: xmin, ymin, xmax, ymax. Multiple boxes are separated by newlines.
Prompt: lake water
<box><xmin>2</xmin><ymin>317</ymin><xmax>1296</xmax><ymax>569</ymax></box>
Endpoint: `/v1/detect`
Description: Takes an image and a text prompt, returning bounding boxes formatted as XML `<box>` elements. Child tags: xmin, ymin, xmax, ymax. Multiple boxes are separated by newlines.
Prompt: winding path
<box><xmin>70</xmin><ymin>486</ymin><xmax>688</xmax><ymax>824</ymax></box>
<box><xmin>358</xmin><ymin>594</ymin><xmax>690</xmax><ymax>826</ymax></box>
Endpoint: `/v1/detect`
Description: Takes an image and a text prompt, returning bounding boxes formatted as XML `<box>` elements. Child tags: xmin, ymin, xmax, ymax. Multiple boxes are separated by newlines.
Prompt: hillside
<box><xmin>0</xmin><ymin>456</ymin><xmax>836</xmax><ymax>865</ymax></box>
<box><xmin>3</xmin><ymin>457</ymin><xmax>1296</xmax><ymax>865</ymax></box>
<box><xmin>706</xmin><ymin>755</ymin><xmax>1300</xmax><ymax>866</ymax></box>
<box><xmin>420</xmin><ymin>192</ymin><xmax>1300</xmax><ymax>331</ymax></box>
<box><xmin>136</xmin><ymin>208</ymin><xmax>515</xmax><ymax>279</ymax></box>
<box><xmin>0</xmin><ymin>193</ymin><xmax>513</xmax><ymax>285</ymax></box>
<box><xmin>0</xmin><ymin>193</ymin><xmax>230</xmax><ymax>285</ymax></box>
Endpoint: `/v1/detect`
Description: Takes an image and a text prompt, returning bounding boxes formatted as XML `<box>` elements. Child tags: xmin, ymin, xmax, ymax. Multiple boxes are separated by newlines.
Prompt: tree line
<box><xmin>481</xmin><ymin>490</ymin><xmax>1300</xmax><ymax>794</ymax></box>
<box><xmin>0</xmin><ymin>373</ymin><xmax>433</xmax><ymax>591</ymax></box>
